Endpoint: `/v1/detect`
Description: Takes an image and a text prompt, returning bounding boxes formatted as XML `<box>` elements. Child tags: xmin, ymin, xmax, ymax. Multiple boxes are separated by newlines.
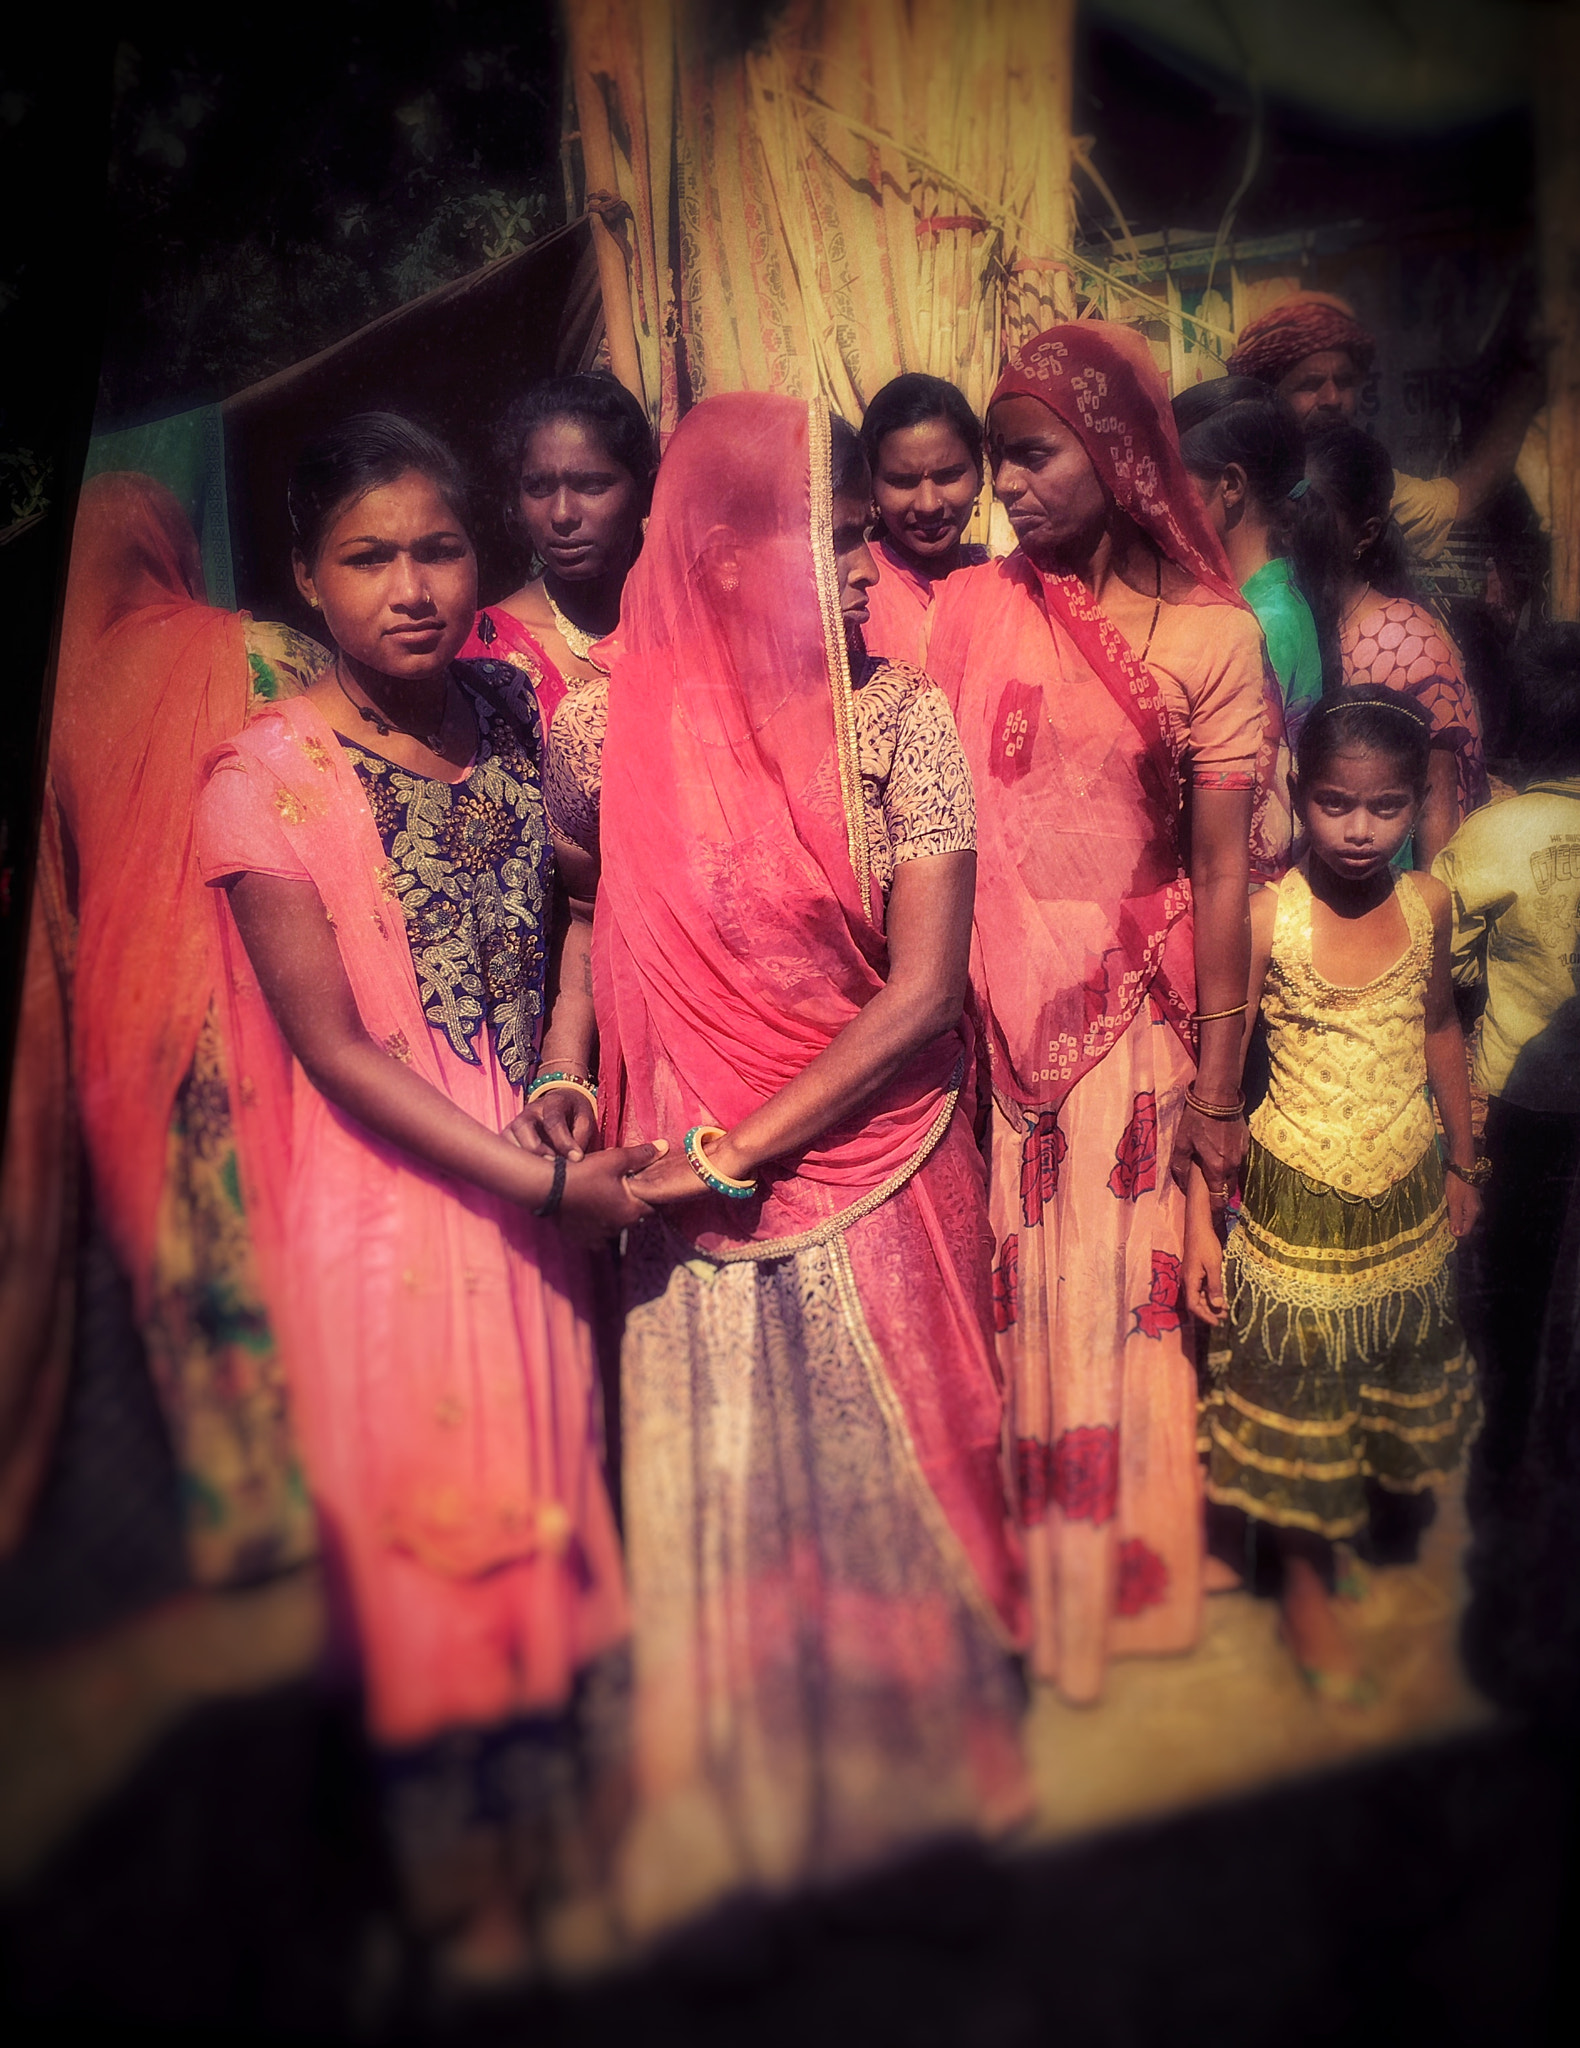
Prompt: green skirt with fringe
<box><xmin>1202</xmin><ymin>1137</ymin><xmax>1480</xmax><ymax>1540</ymax></box>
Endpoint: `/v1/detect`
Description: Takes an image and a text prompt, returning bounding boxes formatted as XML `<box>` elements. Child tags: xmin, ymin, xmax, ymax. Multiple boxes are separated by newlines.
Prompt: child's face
<box><xmin>1299</xmin><ymin>745</ymin><xmax>1421</xmax><ymax>880</ymax></box>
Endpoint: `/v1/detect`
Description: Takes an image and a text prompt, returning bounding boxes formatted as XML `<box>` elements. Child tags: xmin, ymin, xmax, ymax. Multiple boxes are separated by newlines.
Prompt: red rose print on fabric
<box><xmin>990</xmin><ymin>679</ymin><xmax>1043</xmax><ymax>785</ymax></box>
<box><xmin>1050</xmin><ymin>1425</ymin><xmax>1119</xmax><ymax>1525</ymax></box>
<box><xmin>1020</xmin><ymin>1112</ymin><xmax>1067</xmax><ymax>1229</ymax></box>
<box><xmin>992</xmin><ymin>1235</ymin><xmax>1019</xmax><ymax>1333</ymax></box>
<box><xmin>1108</xmin><ymin>1090</ymin><xmax>1158</xmax><ymax>1200</ymax></box>
<box><xmin>1131</xmin><ymin>1249</ymin><xmax>1183</xmax><ymax>1339</ymax></box>
<box><xmin>1015</xmin><ymin>1437</ymin><xmax>1053</xmax><ymax>1526</ymax></box>
<box><xmin>1115</xmin><ymin>1538</ymin><xmax>1169</xmax><ymax>1615</ymax></box>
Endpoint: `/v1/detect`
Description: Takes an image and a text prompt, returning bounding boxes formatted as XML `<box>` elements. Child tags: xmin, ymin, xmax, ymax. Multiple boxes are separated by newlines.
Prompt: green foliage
<box><xmin>0</xmin><ymin>449</ymin><xmax>51</xmax><ymax>533</ymax></box>
<box><xmin>96</xmin><ymin>5</ymin><xmax>563</xmax><ymax>428</ymax></box>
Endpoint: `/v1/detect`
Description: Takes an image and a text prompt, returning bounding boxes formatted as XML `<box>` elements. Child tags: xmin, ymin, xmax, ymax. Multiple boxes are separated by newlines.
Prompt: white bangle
<box><xmin>527</xmin><ymin>1076</ymin><xmax>600</xmax><ymax>1117</ymax></box>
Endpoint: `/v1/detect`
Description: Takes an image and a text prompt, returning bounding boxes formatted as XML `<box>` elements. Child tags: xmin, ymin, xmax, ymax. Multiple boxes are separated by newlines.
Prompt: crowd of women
<box><xmin>38</xmin><ymin>293</ymin><xmax>1578</xmax><ymax>1989</ymax></box>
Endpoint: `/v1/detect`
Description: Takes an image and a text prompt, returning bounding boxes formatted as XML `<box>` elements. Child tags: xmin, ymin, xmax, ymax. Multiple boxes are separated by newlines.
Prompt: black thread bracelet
<box><xmin>534</xmin><ymin>1153</ymin><xmax>567</xmax><ymax>1219</ymax></box>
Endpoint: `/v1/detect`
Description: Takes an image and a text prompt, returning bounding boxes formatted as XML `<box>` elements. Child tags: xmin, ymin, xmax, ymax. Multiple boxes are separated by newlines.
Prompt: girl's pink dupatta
<box><xmin>206</xmin><ymin>698</ymin><xmax>613</xmax><ymax>1590</ymax></box>
<box><xmin>595</xmin><ymin>395</ymin><xmax>964</xmax><ymax>1254</ymax></box>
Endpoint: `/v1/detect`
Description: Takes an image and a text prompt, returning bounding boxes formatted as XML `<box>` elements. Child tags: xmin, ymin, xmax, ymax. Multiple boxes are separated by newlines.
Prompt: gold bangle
<box><xmin>1192</xmin><ymin>1003</ymin><xmax>1248</xmax><ymax>1024</ymax></box>
<box><xmin>527</xmin><ymin>1076</ymin><xmax>600</xmax><ymax>1116</ymax></box>
<box><xmin>1184</xmin><ymin>1084</ymin><xmax>1245</xmax><ymax>1122</ymax></box>
<box><xmin>682</xmin><ymin>1124</ymin><xmax>759</xmax><ymax>1197</ymax></box>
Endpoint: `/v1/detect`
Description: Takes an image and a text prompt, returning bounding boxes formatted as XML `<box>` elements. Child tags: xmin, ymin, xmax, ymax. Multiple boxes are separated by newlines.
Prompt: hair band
<box><xmin>1312</xmin><ymin>692</ymin><xmax>1431</xmax><ymax>732</ymax></box>
<box><xmin>1287</xmin><ymin>478</ymin><xmax>1310</xmax><ymax>500</ymax></box>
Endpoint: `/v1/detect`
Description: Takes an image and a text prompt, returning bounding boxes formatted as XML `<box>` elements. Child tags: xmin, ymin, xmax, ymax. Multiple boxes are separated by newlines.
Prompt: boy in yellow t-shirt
<box><xmin>1435</xmin><ymin>623</ymin><xmax>1580</xmax><ymax>1474</ymax></box>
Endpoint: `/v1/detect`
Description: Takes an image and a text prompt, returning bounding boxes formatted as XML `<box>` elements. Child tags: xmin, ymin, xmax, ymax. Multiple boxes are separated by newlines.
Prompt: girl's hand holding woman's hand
<box><xmin>1183</xmin><ymin>1216</ymin><xmax>1226</xmax><ymax>1327</ymax></box>
<box><xmin>1182</xmin><ymin>1162</ymin><xmax>1228</xmax><ymax>1326</ymax></box>
<box><xmin>556</xmin><ymin>1141</ymin><xmax>664</xmax><ymax>1245</ymax></box>
<box><xmin>623</xmin><ymin>1146</ymin><xmax>710</xmax><ymax>1210</ymax></box>
<box><xmin>506</xmin><ymin>1085</ymin><xmax>600</xmax><ymax>1162</ymax></box>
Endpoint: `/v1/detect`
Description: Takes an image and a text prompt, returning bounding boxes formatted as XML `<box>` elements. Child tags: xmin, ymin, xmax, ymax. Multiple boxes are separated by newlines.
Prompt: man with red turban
<box><xmin>1227</xmin><ymin>290</ymin><xmax>1542</xmax><ymax>565</ymax></box>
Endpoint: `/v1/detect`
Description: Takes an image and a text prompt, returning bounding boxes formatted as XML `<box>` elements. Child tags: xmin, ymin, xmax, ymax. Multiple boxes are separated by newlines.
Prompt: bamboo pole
<box><xmin>1536</xmin><ymin>3</ymin><xmax>1580</xmax><ymax>619</ymax></box>
<box><xmin>562</xmin><ymin>0</ymin><xmax>647</xmax><ymax>409</ymax></box>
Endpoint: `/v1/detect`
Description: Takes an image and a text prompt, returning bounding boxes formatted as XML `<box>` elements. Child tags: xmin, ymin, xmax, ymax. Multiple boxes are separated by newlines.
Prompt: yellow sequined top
<box><xmin>1251</xmin><ymin>862</ymin><xmax>1437</xmax><ymax>1199</ymax></box>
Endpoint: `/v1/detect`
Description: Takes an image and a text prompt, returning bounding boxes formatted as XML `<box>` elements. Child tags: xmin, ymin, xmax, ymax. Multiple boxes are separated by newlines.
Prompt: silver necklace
<box><xmin>545</xmin><ymin>587</ymin><xmax>600</xmax><ymax>663</ymax></box>
<box><xmin>335</xmin><ymin>660</ymin><xmax>451</xmax><ymax>753</ymax></box>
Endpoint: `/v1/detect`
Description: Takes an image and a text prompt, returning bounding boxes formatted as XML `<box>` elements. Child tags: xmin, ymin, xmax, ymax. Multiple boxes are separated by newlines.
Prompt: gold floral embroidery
<box><xmin>273</xmin><ymin>788</ymin><xmax>307</xmax><ymax>825</ymax></box>
<box><xmin>384</xmin><ymin>1029</ymin><xmax>411</xmax><ymax>1062</ymax></box>
<box><xmin>300</xmin><ymin>735</ymin><xmax>331</xmax><ymax>773</ymax></box>
<box><xmin>339</xmin><ymin>668</ymin><xmax>550</xmax><ymax>1088</ymax></box>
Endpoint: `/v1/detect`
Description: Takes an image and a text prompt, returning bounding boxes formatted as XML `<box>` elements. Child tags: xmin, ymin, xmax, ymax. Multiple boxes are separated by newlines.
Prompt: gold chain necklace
<box><xmin>545</xmin><ymin>588</ymin><xmax>600</xmax><ymax>663</ymax></box>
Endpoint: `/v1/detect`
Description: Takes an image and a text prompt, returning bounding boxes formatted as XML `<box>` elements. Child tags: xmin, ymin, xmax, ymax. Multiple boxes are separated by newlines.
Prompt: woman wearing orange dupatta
<box><xmin>928</xmin><ymin>324</ymin><xmax>1288</xmax><ymax>1706</ymax></box>
<box><xmin>194</xmin><ymin>415</ymin><xmax>660</xmax><ymax>1977</ymax></box>
<box><xmin>544</xmin><ymin>394</ymin><xmax>1029</xmax><ymax>1934</ymax></box>
<box><xmin>38</xmin><ymin>472</ymin><xmax>325</xmax><ymax>1585</ymax></box>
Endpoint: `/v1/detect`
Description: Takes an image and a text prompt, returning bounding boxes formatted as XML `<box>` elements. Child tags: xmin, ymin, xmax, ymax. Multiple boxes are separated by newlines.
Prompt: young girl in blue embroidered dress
<box><xmin>1184</xmin><ymin>688</ymin><xmax>1482</xmax><ymax>1704</ymax></box>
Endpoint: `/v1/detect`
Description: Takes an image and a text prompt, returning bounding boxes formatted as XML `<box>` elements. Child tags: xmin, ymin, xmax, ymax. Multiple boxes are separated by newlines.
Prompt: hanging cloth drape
<box><xmin>564</xmin><ymin>0</ymin><xmax>1077</xmax><ymax>440</ymax></box>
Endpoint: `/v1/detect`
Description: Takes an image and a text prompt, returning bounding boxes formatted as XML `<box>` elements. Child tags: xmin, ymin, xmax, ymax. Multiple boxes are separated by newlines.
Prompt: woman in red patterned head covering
<box><xmin>928</xmin><ymin>321</ymin><xmax>1287</xmax><ymax>1705</ymax></box>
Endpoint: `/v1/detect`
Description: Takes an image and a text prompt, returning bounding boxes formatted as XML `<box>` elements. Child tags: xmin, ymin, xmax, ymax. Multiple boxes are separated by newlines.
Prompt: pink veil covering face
<box><xmin>48</xmin><ymin>473</ymin><xmax>249</xmax><ymax>1312</ymax></box>
<box><xmin>595</xmin><ymin>394</ymin><xmax>963</xmax><ymax>1253</ymax></box>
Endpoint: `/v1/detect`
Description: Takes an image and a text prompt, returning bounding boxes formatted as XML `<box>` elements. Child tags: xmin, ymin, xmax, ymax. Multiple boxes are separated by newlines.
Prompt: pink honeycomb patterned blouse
<box><xmin>1339</xmin><ymin>595</ymin><xmax>1489</xmax><ymax>821</ymax></box>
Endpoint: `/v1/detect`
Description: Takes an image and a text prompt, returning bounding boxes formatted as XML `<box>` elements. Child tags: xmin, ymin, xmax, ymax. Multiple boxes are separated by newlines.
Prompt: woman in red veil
<box><xmin>928</xmin><ymin>323</ymin><xmax>1288</xmax><ymax>1706</ymax></box>
<box><xmin>543</xmin><ymin>391</ymin><xmax>1029</xmax><ymax>1931</ymax></box>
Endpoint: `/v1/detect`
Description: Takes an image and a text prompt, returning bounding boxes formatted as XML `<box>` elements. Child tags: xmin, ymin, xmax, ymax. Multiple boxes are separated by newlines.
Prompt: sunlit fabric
<box><xmin>11</xmin><ymin>477</ymin><xmax>320</xmax><ymax>1583</ymax></box>
<box><xmin>568</xmin><ymin>392</ymin><xmax>1029</xmax><ymax>1926</ymax></box>
<box><xmin>565</xmin><ymin>0</ymin><xmax>1076</xmax><ymax>436</ymax></box>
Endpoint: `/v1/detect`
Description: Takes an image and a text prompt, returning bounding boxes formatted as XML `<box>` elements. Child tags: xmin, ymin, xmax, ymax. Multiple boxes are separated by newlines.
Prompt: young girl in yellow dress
<box><xmin>1184</xmin><ymin>688</ymin><xmax>1483</xmax><ymax>1702</ymax></box>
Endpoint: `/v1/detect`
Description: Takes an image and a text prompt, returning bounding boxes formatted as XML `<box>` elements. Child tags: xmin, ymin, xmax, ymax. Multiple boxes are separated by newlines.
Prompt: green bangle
<box><xmin>683</xmin><ymin>1125</ymin><xmax>758</xmax><ymax>1200</ymax></box>
<box><xmin>529</xmin><ymin>1071</ymin><xmax>599</xmax><ymax>1115</ymax></box>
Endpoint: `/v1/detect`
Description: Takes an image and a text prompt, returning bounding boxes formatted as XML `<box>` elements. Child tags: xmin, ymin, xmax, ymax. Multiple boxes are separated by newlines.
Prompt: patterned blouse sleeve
<box><xmin>240</xmin><ymin>618</ymin><xmax>333</xmax><ymax>705</ymax></box>
<box><xmin>885</xmin><ymin>680</ymin><xmax>976</xmax><ymax>862</ymax></box>
<box><xmin>195</xmin><ymin>756</ymin><xmax>312</xmax><ymax>885</ymax></box>
<box><xmin>543</xmin><ymin>683</ymin><xmax>608</xmax><ymax>858</ymax></box>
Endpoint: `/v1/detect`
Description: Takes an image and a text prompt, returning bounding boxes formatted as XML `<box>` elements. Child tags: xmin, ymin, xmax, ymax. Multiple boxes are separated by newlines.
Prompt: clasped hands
<box><xmin>505</xmin><ymin>1084</ymin><xmax>717</xmax><ymax>1244</ymax></box>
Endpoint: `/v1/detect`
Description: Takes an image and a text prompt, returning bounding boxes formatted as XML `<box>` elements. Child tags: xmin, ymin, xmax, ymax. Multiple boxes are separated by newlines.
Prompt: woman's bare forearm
<box><xmin>716</xmin><ymin>981</ymin><xmax>959</xmax><ymax>1180</ymax></box>
<box><xmin>227</xmin><ymin>869</ymin><xmax>553</xmax><ymax>1207</ymax></box>
<box><xmin>1188</xmin><ymin>786</ymin><xmax>1254</xmax><ymax>1099</ymax></box>
<box><xmin>306</xmin><ymin>1037</ymin><xmax>557</xmax><ymax>1205</ymax></box>
<box><xmin>1191</xmin><ymin>875</ymin><xmax>1253</xmax><ymax>1100</ymax></box>
<box><xmin>537</xmin><ymin>901</ymin><xmax>598</xmax><ymax>1077</ymax></box>
<box><xmin>713</xmin><ymin>851</ymin><xmax>974</xmax><ymax>1181</ymax></box>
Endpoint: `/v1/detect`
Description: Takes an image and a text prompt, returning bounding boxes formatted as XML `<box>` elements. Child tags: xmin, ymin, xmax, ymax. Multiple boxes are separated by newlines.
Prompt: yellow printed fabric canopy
<box><xmin>566</xmin><ymin>0</ymin><xmax>1077</xmax><ymax>438</ymax></box>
